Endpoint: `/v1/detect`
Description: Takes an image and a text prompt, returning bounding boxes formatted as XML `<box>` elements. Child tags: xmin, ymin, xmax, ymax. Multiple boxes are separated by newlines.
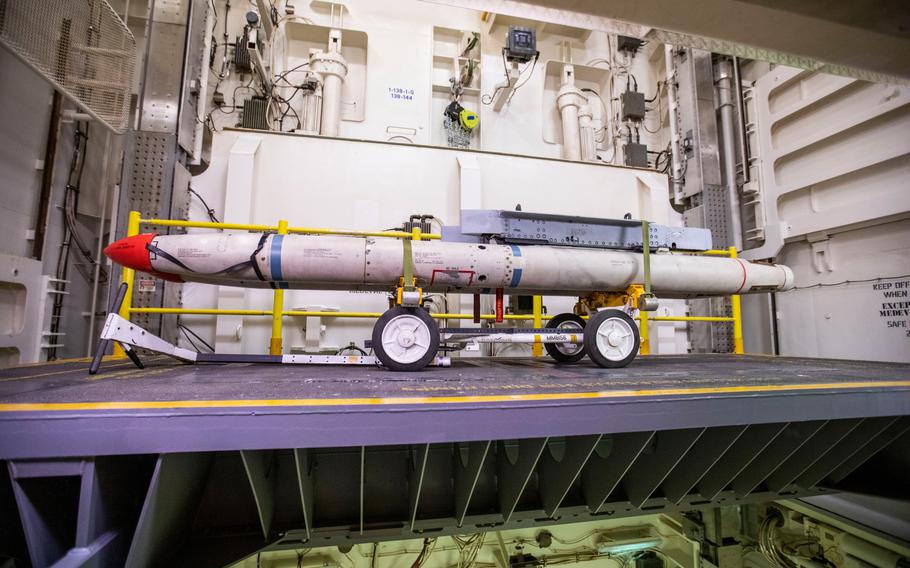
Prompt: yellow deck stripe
<box><xmin>1</xmin><ymin>380</ymin><xmax>908</xmax><ymax>413</ymax></box>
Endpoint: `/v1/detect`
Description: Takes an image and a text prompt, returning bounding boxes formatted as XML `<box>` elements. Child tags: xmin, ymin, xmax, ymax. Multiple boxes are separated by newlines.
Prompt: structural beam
<box><xmin>539</xmin><ymin>435</ymin><xmax>602</xmax><ymax>518</ymax></box>
<box><xmin>624</xmin><ymin>428</ymin><xmax>705</xmax><ymax>508</ymax></box>
<box><xmin>731</xmin><ymin>421</ymin><xmax>827</xmax><ymax>497</ymax></box>
<box><xmin>497</xmin><ymin>438</ymin><xmax>548</xmax><ymax>523</ymax></box>
<box><xmin>125</xmin><ymin>453</ymin><xmax>212</xmax><ymax>568</ymax></box>
<box><xmin>582</xmin><ymin>431</ymin><xmax>655</xmax><ymax>513</ymax></box>
<box><xmin>293</xmin><ymin>449</ymin><xmax>315</xmax><ymax>539</ymax></box>
<box><xmin>661</xmin><ymin>425</ymin><xmax>747</xmax><ymax>505</ymax></box>
<box><xmin>240</xmin><ymin>450</ymin><xmax>277</xmax><ymax>540</ymax></box>
<box><xmin>697</xmin><ymin>422</ymin><xmax>789</xmax><ymax>500</ymax></box>
<box><xmin>455</xmin><ymin>441</ymin><xmax>492</xmax><ymax>528</ymax></box>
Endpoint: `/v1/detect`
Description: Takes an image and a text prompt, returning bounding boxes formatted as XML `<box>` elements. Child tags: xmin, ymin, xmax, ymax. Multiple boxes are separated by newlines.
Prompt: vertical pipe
<box><xmin>717</xmin><ymin>58</ymin><xmax>744</xmax><ymax>251</ymax></box>
<box><xmin>270</xmin><ymin>220</ymin><xmax>289</xmax><ymax>355</ymax></box>
<box><xmin>532</xmin><ymin>295</ymin><xmax>543</xmax><ymax>357</ymax></box>
<box><xmin>473</xmin><ymin>294</ymin><xmax>481</xmax><ymax>324</ymax></box>
<box><xmin>112</xmin><ymin>210</ymin><xmax>141</xmax><ymax>359</ymax></box>
<box><xmin>559</xmin><ymin>103</ymin><xmax>581</xmax><ymax>161</ymax></box>
<box><xmin>640</xmin><ymin>220</ymin><xmax>651</xmax><ymax>356</ymax></box>
<box><xmin>320</xmin><ymin>73</ymin><xmax>343</xmax><ymax>136</ymax></box>
<box><xmin>578</xmin><ymin>105</ymin><xmax>596</xmax><ymax>162</ymax></box>
<box><xmin>729</xmin><ymin>246</ymin><xmax>744</xmax><ymax>354</ymax></box>
<box><xmin>641</xmin><ymin>221</ymin><xmax>652</xmax><ymax>296</ymax></box>
<box><xmin>301</xmin><ymin>86</ymin><xmax>322</xmax><ymax>134</ymax></box>
<box><xmin>32</xmin><ymin>92</ymin><xmax>64</xmax><ymax>260</ymax></box>
<box><xmin>639</xmin><ymin>310</ymin><xmax>650</xmax><ymax>356</ymax></box>
<box><xmin>732</xmin><ymin>57</ymin><xmax>750</xmax><ymax>185</ymax></box>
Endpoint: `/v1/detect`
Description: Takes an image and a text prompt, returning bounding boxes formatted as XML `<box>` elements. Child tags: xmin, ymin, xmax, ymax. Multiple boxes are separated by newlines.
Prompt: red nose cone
<box><xmin>104</xmin><ymin>233</ymin><xmax>155</xmax><ymax>272</ymax></box>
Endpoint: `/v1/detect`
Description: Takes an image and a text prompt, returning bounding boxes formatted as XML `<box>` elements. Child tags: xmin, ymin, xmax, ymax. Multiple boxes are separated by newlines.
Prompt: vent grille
<box><xmin>0</xmin><ymin>0</ymin><xmax>136</xmax><ymax>133</ymax></box>
<box><xmin>241</xmin><ymin>96</ymin><xmax>269</xmax><ymax>130</ymax></box>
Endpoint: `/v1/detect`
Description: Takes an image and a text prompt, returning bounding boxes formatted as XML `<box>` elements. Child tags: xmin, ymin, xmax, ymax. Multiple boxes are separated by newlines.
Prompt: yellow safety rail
<box><xmin>637</xmin><ymin>245</ymin><xmax>743</xmax><ymax>356</ymax></box>
<box><xmin>114</xmin><ymin>212</ymin><xmax>744</xmax><ymax>358</ymax></box>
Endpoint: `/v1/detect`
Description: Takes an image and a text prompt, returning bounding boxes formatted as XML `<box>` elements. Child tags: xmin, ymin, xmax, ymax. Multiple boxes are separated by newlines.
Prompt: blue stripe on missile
<box><xmin>510</xmin><ymin>244</ymin><xmax>522</xmax><ymax>257</ymax></box>
<box><xmin>270</xmin><ymin>234</ymin><xmax>284</xmax><ymax>281</ymax></box>
<box><xmin>510</xmin><ymin>268</ymin><xmax>523</xmax><ymax>287</ymax></box>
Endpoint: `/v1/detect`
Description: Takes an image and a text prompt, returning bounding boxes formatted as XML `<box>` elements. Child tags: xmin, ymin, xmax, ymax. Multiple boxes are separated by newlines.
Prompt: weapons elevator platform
<box><xmin>2</xmin><ymin>355</ymin><xmax>909</xmax><ymax>565</ymax></box>
<box><xmin>1</xmin><ymin>354</ymin><xmax>909</xmax><ymax>458</ymax></box>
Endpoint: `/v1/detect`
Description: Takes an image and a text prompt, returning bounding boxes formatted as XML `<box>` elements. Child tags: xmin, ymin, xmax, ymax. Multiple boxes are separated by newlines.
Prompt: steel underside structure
<box><xmin>2</xmin><ymin>355</ymin><xmax>910</xmax><ymax>567</ymax></box>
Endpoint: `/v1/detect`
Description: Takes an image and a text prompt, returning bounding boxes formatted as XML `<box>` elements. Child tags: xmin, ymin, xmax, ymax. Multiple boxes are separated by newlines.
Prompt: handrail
<box><xmin>139</xmin><ymin>217</ymin><xmax>442</xmax><ymax>240</ymax></box>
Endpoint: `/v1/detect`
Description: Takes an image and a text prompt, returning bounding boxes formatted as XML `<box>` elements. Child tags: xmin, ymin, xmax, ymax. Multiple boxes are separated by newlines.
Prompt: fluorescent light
<box><xmin>597</xmin><ymin>537</ymin><xmax>663</xmax><ymax>555</ymax></box>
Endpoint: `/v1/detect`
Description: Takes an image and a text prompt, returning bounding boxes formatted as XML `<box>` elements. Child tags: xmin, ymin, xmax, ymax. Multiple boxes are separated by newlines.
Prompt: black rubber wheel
<box><xmin>372</xmin><ymin>306</ymin><xmax>440</xmax><ymax>371</ymax></box>
<box><xmin>584</xmin><ymin>309</ymin><xmax>640</xmax><ymax>368</ymax></box>
<box><xmin>544</xmin><ymin>313</ymin><xmax>587</xmax><ymax>363</ymax></box>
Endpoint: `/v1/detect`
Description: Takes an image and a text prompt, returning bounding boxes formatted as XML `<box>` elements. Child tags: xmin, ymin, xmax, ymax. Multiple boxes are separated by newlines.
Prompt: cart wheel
<box><xmin>372</xmin><ymin>306</ymin><xmax>440</xmax><ymax>371</ymax></box>
<box><xmin>544</xmin><ymin>313</ymin><xmax>587</xmax><ymax>363</ymax></box>
<box><xmin>584</xmin><ymin>309</ymin><xmax>640</xmax><ymax>368</ymax></box>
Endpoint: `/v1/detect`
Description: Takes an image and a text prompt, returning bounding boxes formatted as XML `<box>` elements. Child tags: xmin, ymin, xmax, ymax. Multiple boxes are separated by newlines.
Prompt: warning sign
<box><xmin>137</xmin><ymin>278</ymin><xmax>157</xmax><ymax>293</ymax></box>
<box><xmin>874</xmin><ymin>279</ymin><xmax>910</xmax><ymax>337</ymax></box>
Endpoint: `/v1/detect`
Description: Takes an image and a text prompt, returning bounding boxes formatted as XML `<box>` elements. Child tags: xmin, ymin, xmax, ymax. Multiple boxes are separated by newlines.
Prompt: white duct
<box><xmin>556</xmin><ymin>64</ymin><xmax>586</xmax><ymax>161</ymax></box>
<box><xmin>131</xmin><ymin>233</ymin><xmax>795</xmax><ymax>298</ymax></box>
<box><xmin>310</xmin><ymin>29</ymin><xmax>347</xmax><ymax>136</ymax></box>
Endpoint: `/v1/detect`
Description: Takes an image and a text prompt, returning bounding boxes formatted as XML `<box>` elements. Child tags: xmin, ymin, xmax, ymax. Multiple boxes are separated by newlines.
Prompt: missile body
<box><xmin>105</xmin><ymin>232</ymin><xmax>794</xmax><ymax>297</ymax></box>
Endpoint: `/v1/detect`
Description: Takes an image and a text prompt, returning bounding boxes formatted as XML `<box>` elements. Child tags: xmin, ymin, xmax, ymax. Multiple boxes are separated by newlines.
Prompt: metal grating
<box><xmin>115</xmin><ymin>131</ymin><xmax>181</xmax><ymax>338</ymax></box>
<box><xmin>648</xmin><ymin>29</ymin><xmax>909</xmax><ymax>86</ymax></box>
<box><xmin>0</xmin><ymin>0</ymin><xmax>136</xmax><ymax>133</ymax></box>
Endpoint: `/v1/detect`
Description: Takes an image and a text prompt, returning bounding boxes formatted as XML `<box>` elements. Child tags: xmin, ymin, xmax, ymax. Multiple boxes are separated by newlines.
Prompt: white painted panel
<box><xmin>742</xmin><ymin>67</ymin><xmax>910</xmax><ymax>362</ymax></box>
<box><xmin>187</xmin><ymin>131</ymin><xmax>680</xmax><ymax>355</ymax></box>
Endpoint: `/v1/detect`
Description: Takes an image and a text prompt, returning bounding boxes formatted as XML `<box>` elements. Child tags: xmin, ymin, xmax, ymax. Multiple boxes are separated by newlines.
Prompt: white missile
<box><xmin>104</xmin><ymin>232</ymin><xmax>794</xmax><ymax>297</ymax></box>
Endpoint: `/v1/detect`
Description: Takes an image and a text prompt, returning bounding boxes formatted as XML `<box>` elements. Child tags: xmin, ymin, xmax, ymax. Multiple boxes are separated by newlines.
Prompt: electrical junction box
<box><xmin>634</xmin><ymin>551</ymin><xmax>664</xmax><ymax>568</ymax></box>
<box><xmin>621</xmin><ymin>90</ymin><xmax>646</xmax><ymax>121</ymax></box>
<box><xmin>506</xmin><ymin>26</ymin><xmax>536</xmax><ymax>62</ymax></box>
<box><xmin>624</xmin><ymin>142</ymin><xmax>648</xmax><ymax>168</ymax></box>
<box><xmin>617</xmin><ymin>35</ymin><xmax>644</xmax><ymax>53</ymax></box>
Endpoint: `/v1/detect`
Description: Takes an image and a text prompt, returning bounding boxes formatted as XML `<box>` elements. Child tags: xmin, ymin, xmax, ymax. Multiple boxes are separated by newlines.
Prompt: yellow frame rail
<box><xmin>113</xmin><ymin>212</ymin><xmax>744</xmax><ymax>358</ymax></box>
<box><xmin>638</xmin><ymin>246</ymin><xmax>743</xmax><ymax>355</ymax></box>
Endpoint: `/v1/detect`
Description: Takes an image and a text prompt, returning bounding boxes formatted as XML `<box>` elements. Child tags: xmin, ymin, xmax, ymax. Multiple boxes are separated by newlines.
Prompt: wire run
<box><xmin>785</xmin><ymin>274</ymin><xmax>910</xmax><ymax>291</ymax></box>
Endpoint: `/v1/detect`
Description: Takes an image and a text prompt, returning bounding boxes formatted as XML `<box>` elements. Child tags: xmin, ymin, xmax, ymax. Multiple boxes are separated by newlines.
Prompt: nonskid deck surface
<box><xmin>1</xmin><ymin>354</ymin><xmax>908</xmax><ymax>406</ymax></box>
<box><xmin>2</xmin><ymin>354</ymin><xmax>909</xmax><ymax>460</ymax></box>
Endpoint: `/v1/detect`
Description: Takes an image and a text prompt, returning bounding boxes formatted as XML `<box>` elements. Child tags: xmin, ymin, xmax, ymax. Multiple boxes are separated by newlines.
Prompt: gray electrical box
<box><xmin>621</xmin><ymin>90</ymin><xmax>646</xmax><ymax>121</ymax></box>
<box><xmin>505</xmin><ymin>26</ymin><xmax>536</xmax><ymax>62</ymax></box>
<box><xmin>624</xmin><ymin>142</ymin><xmax>648</xmax><ymax>168</ymax></box>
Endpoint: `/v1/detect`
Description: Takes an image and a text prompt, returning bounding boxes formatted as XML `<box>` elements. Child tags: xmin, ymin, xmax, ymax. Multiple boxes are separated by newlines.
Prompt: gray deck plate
<box><xmin>2</xmin><ymin>354</ymin><xmax>908</xmax><ymax>402</ymax></box>
<box><xmin>1</xmin><ymin>355</ymin><xmax>909</xmax><ymax>459</ymax></box>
